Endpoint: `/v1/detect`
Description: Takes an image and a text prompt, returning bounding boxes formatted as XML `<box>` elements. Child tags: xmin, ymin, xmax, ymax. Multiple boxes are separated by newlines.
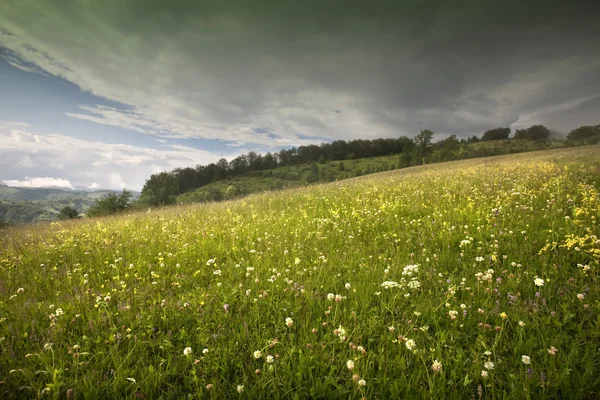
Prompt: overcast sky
<box><xmin>1</xmin><ymin>0</ymin><xmax>599</xmax><ymax>190</ymax></box>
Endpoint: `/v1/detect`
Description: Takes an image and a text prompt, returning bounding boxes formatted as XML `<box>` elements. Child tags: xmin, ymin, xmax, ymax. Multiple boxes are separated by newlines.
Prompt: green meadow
<box><xmin>1</xmin><ymin>146</ymin><xmax>599</xmax><ymax>399</ymax></box>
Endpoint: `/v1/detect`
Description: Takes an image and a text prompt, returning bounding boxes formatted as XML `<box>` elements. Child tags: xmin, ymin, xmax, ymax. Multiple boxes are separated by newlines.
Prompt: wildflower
<box><xmin>206</xmin><ymin>384</ymin><xmax>213</xmax><ymax>391</ymax></box>
<box><xmin>253</xmin><ymin>350</ymin><xmax>262</xmax><ymax>359</ymax></box>
<box><xmin>534</xmin><ymin>277</ymin><xmax>544</xmax><ymax>287</ymax></box>
<box><xmin>405</xmin><ymin>339</ymin><xmax>416</xmax><ymax>351</ymax></box>
<box><xmin>44</xmin><ymin>343</ymin><xmax>53</xmax><ymax>351</ymax></box>
<box><xmin>518</xmin><ymin>320</ymin><xmax>526</xmax><ymax>327</ymax></box>
<box><xmin>548</xmin><ymin>346</ymin><xmax>558</xmax><ymax>355</ymax></box>
<box><xmin>484</xmin><ymin>361</ymin><xmax>494</xmax><ymax>370</ymax></box>
<box><xmin>521</xmin><ymin>355</ymin><xmax>531</xmax><ymax>365</ymax></box>
<box><xmin>327</xmin><ymin>293</ymin><xmax>335</xmax><ymax>301</ymax></box>
<box><xmin>475</xmin><ymin>256</ymin><xmax>484</xmax><ymax>262</ymax></box>
<box><xmin>266</xmin><ymin>355</ymin><xmax>275</xmax><ymax>364</ymax></box>
<box><xmin>352</xmin><ymin>374</ymin><xmax>360</xmax><ymax>382</ymax></box>
<box><xmin>17</xmin><ymin>288</ymin><xmax>24</xmax><ymax>294</ymax></box>
<box><xmin>432</xmin><ymin>359</ymin><xmax>442</xmax><ymax>373</ymax></box>
<box><xmin>183</xmin><ymin>347</ymin><xmax>192</xmax><ymax>356</ymax></box>
<box><xmin>285</xmin><ymin>317</ymin><xmax>294</xmax><ymax>327</ymax></box>
<box><xmin>202</xmin><ymin>348</ymin><xmax>209</xmax><ymax>355</ymax></box>
<box><xmin>499</xmin><ymin>312</ymin><xmax>507</xmax><ymax>320</ymax></box>
<box><xmin>345</xmin><ymin>283</ymin><xmax>351</xmax><ymax>290</ymax></box>
<box><xmin>577</xmin><ymin>293</ymin><xmax>585</xmax><ymax>300</ymax></box>
<box><xmin>236</xmin><ymin>385</ymin><xmax>244</xmax><ymax>393</ymax></box>
<box><xmin>358</xmin><ymin>379</ymin><xmax>366</xmax><ymax>387</ymax></box>
<box><xmin>381</xmin><ymin>281</ymin><xmax>400</xmax><ymax>289</ymax></box>
<box><xmin>481</xmin><ymin>370</ymin><xmax>488</xmax><ymax>378</ymax></box>
<box><xmin>347</xmin><ymin>360</ymin><xmax>355</xmax><ymax>370</ymax></box>
<box><xmin>448</xmin><ymin>310</ymin><xmax>458</xmax><ymax>320</ymax></box>
<box><xmin>335</xmin><ymin>294</ymin><xmax>343</xmax><ymax>303</ymax></box>
<box><xmin>55</xmin><ymin>308</ymin><xmax>64</xmax><ymax>317</ymax></box>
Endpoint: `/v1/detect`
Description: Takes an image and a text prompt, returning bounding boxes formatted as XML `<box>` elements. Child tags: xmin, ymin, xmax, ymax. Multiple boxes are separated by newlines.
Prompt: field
<box><xmin>1</xmin><ymin>146</ymin><xmax>599</xmax><ymax>399</ymax></box>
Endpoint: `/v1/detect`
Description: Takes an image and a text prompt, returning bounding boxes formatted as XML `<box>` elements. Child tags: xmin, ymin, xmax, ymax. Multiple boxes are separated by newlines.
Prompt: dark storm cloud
<box><xmin>1</xmin><ymin>0</ymin><xmax>599</xmax><ymax>145</ymax></box>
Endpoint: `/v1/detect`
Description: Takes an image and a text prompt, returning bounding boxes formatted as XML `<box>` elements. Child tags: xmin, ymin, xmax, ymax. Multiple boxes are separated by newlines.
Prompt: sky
<box><xmin>1</xmin><ymin>0</ymin><xmax>599</xmax><ymax>190</ymax></box>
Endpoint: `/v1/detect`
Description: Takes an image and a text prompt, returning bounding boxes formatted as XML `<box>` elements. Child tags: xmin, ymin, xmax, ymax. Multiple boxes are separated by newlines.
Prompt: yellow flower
<box><xmin>499</xmin><ymin>312</ymin><xmax>507</xmax><ymax>320</ymax></box>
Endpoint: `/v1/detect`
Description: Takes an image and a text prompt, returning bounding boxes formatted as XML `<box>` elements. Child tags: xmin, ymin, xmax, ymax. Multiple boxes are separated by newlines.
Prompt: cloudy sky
<box><xmin>1</xmin><ymin>0</ymin><xmax>599</xmax><ymax>190</ymax></box>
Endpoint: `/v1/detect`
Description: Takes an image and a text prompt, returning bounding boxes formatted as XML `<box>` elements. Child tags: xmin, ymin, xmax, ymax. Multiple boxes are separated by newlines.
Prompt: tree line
<box><xmin>56</xmin><ymin>123</ymin><xmax>599</xmax><ymax>219</ymax></box>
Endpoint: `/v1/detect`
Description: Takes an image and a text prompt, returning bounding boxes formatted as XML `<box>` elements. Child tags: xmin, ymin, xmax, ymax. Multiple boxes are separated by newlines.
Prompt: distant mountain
<box><xmin>0</xmin><ymin>184</ymin><xmax>139</xmax><ymax>201</ymax></box>
<box><xmin>0</xmin><ymin>185</ymin><xmax>140</xmax><ymax>225</ymax></box>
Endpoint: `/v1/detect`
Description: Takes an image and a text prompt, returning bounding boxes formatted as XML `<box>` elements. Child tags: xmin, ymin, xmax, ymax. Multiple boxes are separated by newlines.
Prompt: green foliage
<box><xmin>567</xmin><ymin>125</ymin><xmax>600</xmax><ymax>144</ymax></box>
<box><xmin>513</xmin><ymin>125</ymin><xmax>550</xmax><ymax>140</ymax></box>
<box><xmin>58</xmin><ymin>206</ymin><xmax>79</xmax><ymax>220</ymax></box>
<box><xmin>413</xmin><ymin>129</ymin><xmax>434</xmax><ymax>164</ymax></box>
<box><xmin>481</xmin><ymin>127</ymin><xmax>511</xmax><ymax>141</ymax></box>
<box><xmin>140</xmin><ymin>172</ymin><xmax>178</xmax><ymax>206</ymax></box>
<box><xmin>86</xmin><ymin>189</ymin><xmax>133</xmax><ymax>217</ymax></box>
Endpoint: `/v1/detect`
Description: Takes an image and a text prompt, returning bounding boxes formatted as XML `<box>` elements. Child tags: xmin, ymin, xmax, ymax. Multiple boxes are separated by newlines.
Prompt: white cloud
<box><xmin>0</xmin><ymin>122</ymin><xmax>231</xmax><ymax>190</ymax></box>
<box><xmin>3</xmin><ymin>177</ymin><xmax>75</xmax><ymax>189</ymax></box>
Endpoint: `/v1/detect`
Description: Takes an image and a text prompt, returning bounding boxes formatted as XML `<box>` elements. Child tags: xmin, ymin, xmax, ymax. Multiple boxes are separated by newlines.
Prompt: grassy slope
<box><xmin>176</xmin><ymin>139</ymin><xmax>565</xmax><ymax>204</ymax></box>
<box><xmin>1</xmin><ymin>146</ymin><xmax>599</xmax><ymax>398</ymax></box>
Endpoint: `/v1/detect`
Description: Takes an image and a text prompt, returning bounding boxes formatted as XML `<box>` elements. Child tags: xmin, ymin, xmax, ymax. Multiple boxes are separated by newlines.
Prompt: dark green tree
<box><xmin>58</xmin><ymin>206</ymin><xmax>79</xmax><ymax>220</ymax></box>
<box><xmin>481</xmin><ymin>128</ymin><xmax>510</xmax><ymax>141</ymax></box>
<box><xmin>513</xmin><ymin>125</ymin><xmax>550</xmax><ymax>140</ymax></box>
<box><xmin>87</xmin><ymin>189</ymin><xmax>133</xmax><ymax>217</ymax></box>
<box><xmin>567</xmin><ymin>125</ymin><xmax>600</xmax><ymax>143</ymax></box>
<box><xmin>140</xmin><ymin>172</ymin><xmax>178</xmax><ymax>206</ymax></box>
<box><xmin>413</xmin><ymin>129</ymin><xmax>434</xmax><ymax>164</ymax></box>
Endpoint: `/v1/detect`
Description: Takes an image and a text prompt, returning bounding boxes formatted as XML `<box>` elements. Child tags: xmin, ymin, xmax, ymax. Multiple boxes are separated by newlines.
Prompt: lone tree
<box><xmin>58</xmin><ymin>206</ymin><xmax>79</xmax><ymax>220</ymax></box>
<box><xmin>413</xmin><ymin>129</ymin><xmax>434</xmax><ymax>164</ymax></box>
<box><xmin>140</xmin><ymin>172</ymin><xmax>178</xmax><ymax>206</ymax></box>
<box><xmin>481</xmin><ymin>127</ymin><xmax>511</xmax><ymax>141</ymax></box>
<box><xmin>87</xmin><ymin>189</ymin><xmax>133</xmax><ymax>217</ymax></box>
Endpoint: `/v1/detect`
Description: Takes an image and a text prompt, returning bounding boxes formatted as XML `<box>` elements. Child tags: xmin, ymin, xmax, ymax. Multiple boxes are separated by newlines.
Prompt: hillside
<box><xmin>177</xmin><ymin>139</ymin><xmax>566</xmax><ymax>204</ymax></box>
<box><xmin>1</xmin><ymin>146</ymin><xmax>599</xmax><ymax>398</ymax></box>
<box><xmin>0</xmin><ymin>186</ymin><xmax>140</xmax><ymax>225</ymax></box>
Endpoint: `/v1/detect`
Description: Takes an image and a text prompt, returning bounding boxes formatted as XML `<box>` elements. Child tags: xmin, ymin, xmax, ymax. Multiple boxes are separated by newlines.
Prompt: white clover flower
<box><xmin>448</xmin><ymin>310</ymin><xmax>458</xmax><ymax>320</ymax></box>
<box><xmin>358</xmin><ymin>379</ymin><xmax>366</xmax><ymax>387</ymax></box>
<box><xmin>345</xmin><ymin>283</ymin><xmax>351</xmax><ymax>290</ymax></box>
<box><xmin>346</xmin><ymin>360</ymin><xmax>355</xmax><ymax>370</ymax></box>
<box><xmin>236</xmin><ymin>385</ymin><xmax>244</xmax><ymax>393</ymax></box>
<box><xmin>534</xmin><ymin>277</ymin><xmax>544</xmax><ymax>287</ymax></box>
<box><xmin>17</xmin><ymin>288</ymin><xmax>24</xmax><ymax>294</ymax></box>
<box><xmin>285</xmin><ymin>317</ymin><xmax>293</xmax><ymax>327</ymax></box>
<box><xmin>405</xmin><ymin>339</ymin><xmax>416</xmax><ymax>351</ymax></box>
<box><xmin>327</xmin><ymin>293</ymin><xmax>335</xmax><ymax>301</ymax></box>
<box><xmin>183</xmin><ymin>347</ymin><xmax>192</xmax><ymax>356</ymax></box>
<box><xmin>475</xmin><ymin>256</ymin><xmax>484</xmax><ymax>262</ymax></box>
<box><xmin>266</xmin><ymin>355</ymin><xmax>275</xmax><ymax>364</ymax></box>
<box><xmin>253</xmin><ymin>350</ymin><xmax>262</xmax><ymax>359</ymax></box>
<box><xmin>577</xmin><ymin>293</ymin><xmax>585</xmax><ymax>300</ymax></box>
<box><xmin>202</xmin><ymin>348</ymin><xmax>209</xmax><ymax>355</ymax></box>
<box><xmin>432</xmin><ymin>359</ymin><xmax>442</xmax><ymax>373</ymax></box>
<box><xmin>521</xmin><ymin>355</ymin><xmax>531</xmax><ymax>365</ymax></box>
<box><xmin>55</xmin><ymin>308</ymin><xmax>64</xmax><ymax>317</ymax></box>
<box><xmin>481</xmin><ymin>370</ymin><xmax>488</xmax><ymax>378</ymax></box>
<box><xmin>484</xmin><ymin>361</ymin><xmax>494</xmax><ymax>370</ymax></box>
<box><xmin>518</xmin><ymin>320</ymin><xmax>526</xmax><ymax>327</ymax></box>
